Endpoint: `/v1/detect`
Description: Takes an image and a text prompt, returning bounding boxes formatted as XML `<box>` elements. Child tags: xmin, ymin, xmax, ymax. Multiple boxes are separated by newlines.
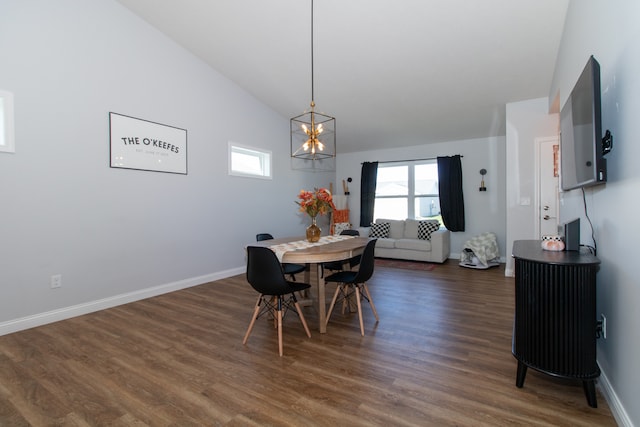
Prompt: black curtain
<box><xmin>437</xmin><ymin>155</ymin><xmax>465</xmax><ymax>231</ymax></box>
<box><xmin>360</xmin><ymin>161</ymin><xmax>378</xmax><ymax>226</ymax></box>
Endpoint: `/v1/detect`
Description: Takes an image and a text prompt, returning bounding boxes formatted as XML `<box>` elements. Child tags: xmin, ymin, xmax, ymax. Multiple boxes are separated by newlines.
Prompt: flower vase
<box><xmin>306</xmin><ymin>216</ymin><xmax>321</xmax><ymax>243</ymax></box>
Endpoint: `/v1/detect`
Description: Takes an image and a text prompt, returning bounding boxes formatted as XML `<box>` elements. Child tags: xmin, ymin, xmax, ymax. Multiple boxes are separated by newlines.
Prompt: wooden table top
<box><xmin>250</xmin><ymin>236</ymin><xmax>370</xmax><ymax>264</ymax></box>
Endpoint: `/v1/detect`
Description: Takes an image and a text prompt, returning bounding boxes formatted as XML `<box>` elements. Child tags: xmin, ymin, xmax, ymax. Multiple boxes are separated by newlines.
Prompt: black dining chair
<box><xmin>243</xmin><ymin>246</ymin><xmax>312</xmax><ymax>356</ymax></box>
<box><xmin>255</xmin><ymin>233</ymin><xmax>274</xmax><ymax>241</ymax></box>
<box><xmin>324</xmin><ymin>239</ymin><xmax>379</xmax><ymax>336</ymax></box>
<box><xmin>256</xmin><ymin>233</ymin><xmax>306</xmax><ymax>281</ymax></box>
<box><xmin>322</xmin><ymin>229</ymin><xmax>361</xmax><ymax>275</ymax></box>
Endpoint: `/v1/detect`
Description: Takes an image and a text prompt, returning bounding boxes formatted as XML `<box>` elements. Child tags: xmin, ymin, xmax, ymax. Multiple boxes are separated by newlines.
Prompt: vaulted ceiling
<box><xmin>116</xmin><ymin>0</ymin><xmax>569</xmax><ymax>153</ymax></box>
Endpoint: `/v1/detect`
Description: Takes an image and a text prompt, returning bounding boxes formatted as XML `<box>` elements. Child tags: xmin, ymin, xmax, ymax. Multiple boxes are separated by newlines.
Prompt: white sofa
<box><xmin>357</xmin><ymin>218</ymin><xmax>450</xmax><ymax>263</ymax></box>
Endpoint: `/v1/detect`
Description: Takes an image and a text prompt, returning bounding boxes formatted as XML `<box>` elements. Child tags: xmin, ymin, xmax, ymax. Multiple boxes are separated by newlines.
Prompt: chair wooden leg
<box><xmin>341</xmin><ymin>287</ymin><xmax>356</xmax><ymax>314</ymax></box>
<box><xmin>243</xmin><ymin>295</ymin><xmax>263</xmax><ymax>345</ymax></box>
<box><xmin>361</xmin><ymin>283</ymin><xmax>379</xmax><ymax>322</ymax></box>
<box><xmin>271</xmin><ymin>296</ymin><xmax>278</xmax><ymax>329</ymax></box>
<box><xmin>355</xmin><ymin>285</ymin><xmax>365</xmax><ymax>336</ymax></box>
<box><xmin>325</xmin><ymin>285</ymin><xmax>343</xmax><ymax>327</ymax></box>
<box><xmin>341</xmin><ymin>288</ymin><xmax>348</xmax><ymax>314</ymax></box>
<box><xmin>277</xmin><ymin>307</ymin><xmax>283</xmax><ymax>357</ymax></box>
<box><xmin>294</xmin><ymin>301</ymin><xmax>312</xmax><ymax>338</ymax></box>
<box><xmin>340</xmin><ymin>281</ymin><xmax>350</xmax><ymax>314</ymax></box>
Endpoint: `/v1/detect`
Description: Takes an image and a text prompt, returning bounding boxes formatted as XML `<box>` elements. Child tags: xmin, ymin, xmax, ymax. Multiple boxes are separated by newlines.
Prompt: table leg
<box><xmin>303</xmin><ymin>265</ymin><xmax>311</xmax><ymax>286</ymax></box>
<box><xmin>295</xmin><ymin>265</ymin><xmax>313</xmax><ymax>307</ymax></box>
<box><xmin>315</xmin><ymin>263</ymin><xmax>327</xmax><ymax>333</ymax></box>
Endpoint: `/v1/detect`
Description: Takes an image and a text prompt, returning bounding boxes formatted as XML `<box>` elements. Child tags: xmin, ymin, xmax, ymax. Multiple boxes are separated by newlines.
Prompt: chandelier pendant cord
<box><xmin>289</xmin><ymin>0</ymin><xmax>335</xmax><ymax>169</ymax></box>
<box><xmin>310</xmin><ymin>0</ymin><xmax>314</xmax><ymax>106</ymax></box>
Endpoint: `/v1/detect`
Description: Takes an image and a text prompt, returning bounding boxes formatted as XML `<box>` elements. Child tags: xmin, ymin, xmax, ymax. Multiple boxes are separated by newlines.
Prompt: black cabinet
<box><xmin>512</xmin><ymin>240</ymin><xmax>600</xmax><ymax>407</ymax></box>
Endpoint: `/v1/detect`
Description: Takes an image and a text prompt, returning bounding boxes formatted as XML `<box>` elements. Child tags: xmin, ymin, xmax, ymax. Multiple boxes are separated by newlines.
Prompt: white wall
<box><xmin>504</xmin><ymin>98</ymin><xmax>559</xmax><ymax>276</ymax></box>
<box><xmin>550</xmin><ymin>1</ymin><xmax>640</xmax><ymax>425</ymax></box>
<box><xmin>337</xmin><ymin>136</ymin><xmax>507</xmax><ymax>260</ymax></box>
<box><xmin>0</xmin><ymin>0</ymin><xmax>329</xmax><ymax>333</ymax></box>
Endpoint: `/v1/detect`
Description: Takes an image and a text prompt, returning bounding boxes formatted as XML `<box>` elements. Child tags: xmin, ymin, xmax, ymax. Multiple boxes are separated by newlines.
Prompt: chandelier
<box><xmin>290</xmin><ymin>0</ymin><xmax>336</xmax><ymax>171</ymax></box>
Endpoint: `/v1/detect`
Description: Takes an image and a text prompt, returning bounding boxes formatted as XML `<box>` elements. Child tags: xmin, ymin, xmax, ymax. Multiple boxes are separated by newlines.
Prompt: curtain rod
<box><xmin>362</xmin><ymin>155</ymin><xmax>463</xmax><ymax>165</ymax></box>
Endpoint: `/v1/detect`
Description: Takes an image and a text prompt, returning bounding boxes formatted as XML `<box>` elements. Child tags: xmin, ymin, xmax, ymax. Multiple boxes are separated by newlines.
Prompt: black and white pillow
<box><xmin>369</xmin><ymin>222</ymin><xmax>391</xmax><ymax>238</ymax></box>
<box><xmin>418</xmin><ymin>221</ymin><xmax>440</xmax><ymax>240</ymax></box>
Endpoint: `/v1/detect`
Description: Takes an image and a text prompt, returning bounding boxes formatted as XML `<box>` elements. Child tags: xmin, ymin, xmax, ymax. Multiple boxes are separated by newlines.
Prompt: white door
<box><xmin>537</xmin><ymin>137</ymin><xmax>560</xmax><ymax>237</ymax></box>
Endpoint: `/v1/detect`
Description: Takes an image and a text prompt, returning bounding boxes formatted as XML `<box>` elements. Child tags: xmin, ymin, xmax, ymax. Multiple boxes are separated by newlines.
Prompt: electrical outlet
<box><xmin>600</xmin><ymin>314</ymin><xmax>607</xmax><ymax>339</ymax></box>
<box><xmin>50</xmin><ymin>274</ymin><xmax>62</xmax><ymax>289</ymax></box>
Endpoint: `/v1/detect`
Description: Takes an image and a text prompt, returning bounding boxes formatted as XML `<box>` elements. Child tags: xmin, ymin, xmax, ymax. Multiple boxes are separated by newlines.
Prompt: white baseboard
<box><xmin>0</xmin><ymin>266</ymin><xmax>245</xmax><ymax>337</ymax></box>
<box><xmin>598</xmin><ymin>367</ymin><xmax>633</xmax><ymax>427</ymax></box>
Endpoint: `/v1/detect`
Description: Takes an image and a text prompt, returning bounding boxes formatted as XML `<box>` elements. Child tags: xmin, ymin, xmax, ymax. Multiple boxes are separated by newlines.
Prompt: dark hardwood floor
<box><xmin>0</xmin><ymin>260</ymin><xmax>616</xmax><ymax>426</ymax></box>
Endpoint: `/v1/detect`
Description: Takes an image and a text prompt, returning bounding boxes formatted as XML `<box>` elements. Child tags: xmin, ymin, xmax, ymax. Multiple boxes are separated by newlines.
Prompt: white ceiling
<box><xmin>115</xmin><ymin>0</ymin><xmax>569</xmax><ymax>153</ymax></box>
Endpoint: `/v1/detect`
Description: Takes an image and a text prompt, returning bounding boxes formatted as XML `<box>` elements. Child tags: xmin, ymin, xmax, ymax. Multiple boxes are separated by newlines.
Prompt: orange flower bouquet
<box><xmin>296</xmin><ymin>188</ymin><xmax>336</xmax><ymax>242</ymax></box>
<box><xmin>296</xmin><ymin>187</ymin><xmax>336</xmax><ymax>218</ymax></box>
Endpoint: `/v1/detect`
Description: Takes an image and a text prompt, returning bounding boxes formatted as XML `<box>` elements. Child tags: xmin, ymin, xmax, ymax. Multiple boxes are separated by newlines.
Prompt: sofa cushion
<box><xmin>374</xmin><ymin>238</ymin><xmax>396</xmax><ymax>249</ymax></box>
<box><xmin>376</xmin><ymin>218</ymin><xmax>405</xmax><ymax>239</ymax></box>
<box><xmin>369</xmin><ymin>222</ymin><xmax>390</xmax><ymax>238</ymax></box>
<box><xmin>395</xmin><ymin>238</ymin><xmax>432</xmax><ymax>251</ymax></box>
<box><xmin>418</xmin><ymin>220</ymin><xmax>441</xmax><ymax>240</ymax></box>
<box><xmin>404</xmin><ymin>219</ymin><xmax>419</xmax><ymax>239</ymax></box>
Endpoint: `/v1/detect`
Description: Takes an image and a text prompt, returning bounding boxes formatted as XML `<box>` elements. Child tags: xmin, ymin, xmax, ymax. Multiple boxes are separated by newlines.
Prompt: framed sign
<box><xmin>109</xmin><ymin>112</ymin><xmax>187</xmax><ymax>174</ymax></box>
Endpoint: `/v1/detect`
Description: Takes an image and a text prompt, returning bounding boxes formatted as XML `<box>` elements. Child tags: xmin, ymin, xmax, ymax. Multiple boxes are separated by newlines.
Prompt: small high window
<box><xmin>229</xmin><ymin>142</ymin><xmax>272</xmax><ymax>179</ymax></box>
<box><xmin>0</xmin><ymin>90</ymin><xmax>15</xmax><ymax>153</ymax></box>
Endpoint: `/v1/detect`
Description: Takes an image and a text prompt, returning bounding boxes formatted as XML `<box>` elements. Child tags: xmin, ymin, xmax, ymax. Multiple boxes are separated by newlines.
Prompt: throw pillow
<box><xmin>369</xmin><ymin>222</ymin><xmax>390</xmax><ymax>238</ymax></box>
<box><xmin>334</xmin><ymin>222</ymin><xmax>351</xmax><ymax>235</ymax></box>
<box><xmin>418</xmin><ymin>220</ymin><xmax>440</xmax><ymax>240</ymax></box>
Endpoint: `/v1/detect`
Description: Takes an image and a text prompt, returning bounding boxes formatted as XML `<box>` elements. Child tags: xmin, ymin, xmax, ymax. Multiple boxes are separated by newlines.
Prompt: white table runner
<box><xmin>269</xmin><ymin>235</ymin><xmax>355</xmax><ymax>262</ymax></box>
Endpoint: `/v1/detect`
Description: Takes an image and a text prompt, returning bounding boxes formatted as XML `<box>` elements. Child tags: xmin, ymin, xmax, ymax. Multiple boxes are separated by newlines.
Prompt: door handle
<box><xmin>543</xmin><ymin>206</ymin><xmax>550</xmax><ymax>211</ymax></box>
<box><xmin>544</xmin><ymin>215</ymin><xmax>551</xmax><ymax>220</ymax></box>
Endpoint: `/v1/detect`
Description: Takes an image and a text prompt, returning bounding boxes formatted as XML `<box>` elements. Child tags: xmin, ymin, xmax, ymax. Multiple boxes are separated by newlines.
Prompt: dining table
<box><xmin>250</xmin><ymin>235</ymin><xmax>370</xmax><ymax>333</ymax></box>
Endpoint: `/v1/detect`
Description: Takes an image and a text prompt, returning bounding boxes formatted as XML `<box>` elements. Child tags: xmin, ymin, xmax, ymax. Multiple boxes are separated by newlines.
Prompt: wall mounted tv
<box><xmin>559</xmin><ymin>55</ymin><xmax>612</xmax><ymax>191</ymax></box>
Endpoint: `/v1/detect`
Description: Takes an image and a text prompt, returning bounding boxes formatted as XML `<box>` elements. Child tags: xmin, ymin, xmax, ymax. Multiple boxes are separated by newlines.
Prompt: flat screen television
<box><xmin>559</xmin><ymin>55</ymin><xmax>610</xmax><ymax>191</ymax></box>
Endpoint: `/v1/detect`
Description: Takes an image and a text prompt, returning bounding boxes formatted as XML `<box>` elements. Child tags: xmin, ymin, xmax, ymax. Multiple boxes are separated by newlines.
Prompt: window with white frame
<box><xmin>228</xmin><ymin>142</ymin><xmax>272</xmax><ymax>179</ymax></box>
<box><xmin>0</xmin><ymin>90</ymin><xmax>15</xmax><ymax>154</ymax></box>
<box><xmin>374</xmin><ymin>161</ymin><xmax>441</xmax><ymax>224</ymax></box>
